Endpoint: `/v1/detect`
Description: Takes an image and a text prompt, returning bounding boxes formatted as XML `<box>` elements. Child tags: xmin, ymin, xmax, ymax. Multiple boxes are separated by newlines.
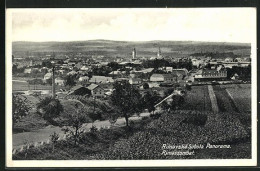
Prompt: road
<box><xmin>13</xmin><ymin>112</ymin><xmax>151</xmax><ymax>151</ymax></box>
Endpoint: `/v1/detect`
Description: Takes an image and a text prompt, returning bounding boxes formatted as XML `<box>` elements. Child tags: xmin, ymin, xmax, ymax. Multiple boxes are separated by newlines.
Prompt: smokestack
<box><xmin>52</xmin><ymin>66</ymin><xmax>55</xmax><ymax>98</ymax></box>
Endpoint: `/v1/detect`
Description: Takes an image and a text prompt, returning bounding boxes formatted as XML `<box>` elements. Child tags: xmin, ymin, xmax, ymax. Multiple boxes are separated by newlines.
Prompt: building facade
<box><xmin>194</xmin><ymin>67</ymin><xmax>227</xmax><ymax>81</ymax></box>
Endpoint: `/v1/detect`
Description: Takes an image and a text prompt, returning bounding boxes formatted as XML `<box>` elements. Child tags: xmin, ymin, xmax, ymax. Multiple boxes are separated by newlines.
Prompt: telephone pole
<box><xmin>52</xmin><ymin>66</ymin><xmax>55</xmax><ymax>98</ymax></box>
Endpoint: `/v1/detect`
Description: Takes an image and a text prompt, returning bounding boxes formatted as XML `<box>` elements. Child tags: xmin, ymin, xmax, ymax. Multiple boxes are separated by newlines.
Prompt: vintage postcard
<box><xmin>6</xmin><ymin>8</ymin><xmax>257</xmax><ymax>167</ymax></box>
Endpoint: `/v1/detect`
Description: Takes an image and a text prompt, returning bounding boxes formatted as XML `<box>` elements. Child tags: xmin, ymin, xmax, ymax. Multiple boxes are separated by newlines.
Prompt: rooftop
<box><xmin>87</xmin><ymin>84</ymin><xmax>99</xmax><ymax>90</ymax></box>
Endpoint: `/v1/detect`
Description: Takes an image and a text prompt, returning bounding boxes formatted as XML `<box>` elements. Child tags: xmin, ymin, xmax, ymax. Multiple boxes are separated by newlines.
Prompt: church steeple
<box><xmin>132</xmin><ymin>48</ymin><xmax>136</xmax><ymax>59</ymax></box>
<box><xmin>157</xmin><ymin>47</ymin><xmax>161</xmax><ymax>58</ymax></box>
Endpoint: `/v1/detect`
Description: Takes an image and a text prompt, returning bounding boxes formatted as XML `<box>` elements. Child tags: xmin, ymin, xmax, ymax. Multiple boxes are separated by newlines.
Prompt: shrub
<box><xmin>50</xmin><ymin>132</ymin><xmax>59</xmax><ymax>152</ymax></box>
<box><xmin>36</xmin><ymin>97</ymin><xmax>63</xmax><ymax>126</ymax></box>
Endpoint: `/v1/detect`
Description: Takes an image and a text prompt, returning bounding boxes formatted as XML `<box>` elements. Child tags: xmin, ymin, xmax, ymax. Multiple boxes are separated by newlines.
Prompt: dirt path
<box><xmin>13</xmin><ymin>112</ymin><xmax>151</xmax><ymax>151</ymax></box>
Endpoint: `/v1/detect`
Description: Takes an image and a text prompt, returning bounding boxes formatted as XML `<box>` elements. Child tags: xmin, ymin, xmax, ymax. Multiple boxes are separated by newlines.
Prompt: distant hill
<box><xmin>12</xmin><ymin>40</ymin><xmax>251</xmax><ymax>58</ymax></box>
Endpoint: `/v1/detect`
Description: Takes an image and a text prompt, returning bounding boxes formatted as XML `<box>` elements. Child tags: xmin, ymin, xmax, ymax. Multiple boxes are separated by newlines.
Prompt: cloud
<box><xmin>9</xmin><ymin>8</ymin><xmax>256</xmax><ymax>43</ymax></box>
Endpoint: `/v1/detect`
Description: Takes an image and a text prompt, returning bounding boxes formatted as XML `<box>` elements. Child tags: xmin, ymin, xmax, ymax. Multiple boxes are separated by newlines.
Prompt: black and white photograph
<box><xmin>6</xmin><ymin>8</ymin><xmax>257</xmax><ymax>167</ymax></box>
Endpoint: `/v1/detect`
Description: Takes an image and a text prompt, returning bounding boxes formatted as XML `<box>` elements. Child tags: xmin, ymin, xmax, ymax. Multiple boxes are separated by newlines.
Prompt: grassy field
<box><xmin>13</xmin><ymin>95</ymin><xmax>112</xmax><ymax>133</ymax></box>
<box><xmin>13</xmin><ymin>95</ymin><xmax>75</xmax><ymax>133</ymax></box>
<box><xmin>13</xmin><ymin>81</ymin><xmax>64</xmax><ymax>91</ymax></box>
<box><xmin>181</xmin><ymin>85</ymin><xmax>212</xmax><ymax>111</ymax></box>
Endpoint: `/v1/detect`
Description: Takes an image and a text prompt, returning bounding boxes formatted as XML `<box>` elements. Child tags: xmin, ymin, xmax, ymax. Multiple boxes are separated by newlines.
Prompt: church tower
<box><xmin>157</xmin><ymin>47</ymin><xmax>161</xmax><ymax>58</ymax></box>
<box><xmin>132</xmin><ymin>48</ymin><xmax>136</xmax><ymax>59</ymax></box>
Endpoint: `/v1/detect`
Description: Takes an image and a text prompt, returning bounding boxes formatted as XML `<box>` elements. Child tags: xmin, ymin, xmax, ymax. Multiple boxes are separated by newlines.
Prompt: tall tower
<box><xmin>157</xmin><ymin>47</ymin><xmax>161</xmax><ymax>58</ymax></box>
<box><xmin>29</xmin><ymin>60</ymin><xmax>33</xmax><ymax>67</ymax></box>
<box><xmin>52</xmin><ymin>66</ymin><xmax>56</xmax><ymax>98</ymax></box>
<box><xmin>132</xmin><ymin>48</ymin><xmax>136</xmax><ymax>60</ymax></box>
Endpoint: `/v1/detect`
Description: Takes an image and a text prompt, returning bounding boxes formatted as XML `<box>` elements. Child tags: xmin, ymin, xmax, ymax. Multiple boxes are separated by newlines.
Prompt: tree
<box><xmin>42</xmin><ymin>61</ymin><xmax>53</xmax><ymax>68</ymax></box>
<box><xmin>108</xmin><ymin>62</ymin><xmax>120</xmax><ymax>71</ymax></box>
<box><xmin>100</xmin><ymin>102</ymin><xmax>120</xmax><ymax>126</ymax></box>
<box><xmin>142</xmin><ymin>91</ymin><xmax>160</xmax><ymax>114</ymax></box>
<box><xmin>62</xmin><ymin>105</ymin><xmax>91</xmax><ymax>146</ymax></box>
<box><xmin>170</xmin><ymin>95</ymin><xmax>184</xmax><ymax>110</ymax></box>
<box><xmin>12</xmin><ymin>64</ymin><xmax>18</xmax><ymax>73</ymax></box>
<box><xmin>49</xmin><ymin>132</ymin><xmax>59</xmax><ymax>152</ymax></box>
<box><xmin>12</xmin><ymin>94</ymin><xmax>31</xmax><ymax>126</ymax></box>
<box><xmin>37</xmin><ymin>96</ymin><xmax>63</xmax><ymax>126</ymax></box>
<box><xmin>65</xmin><ymin>75</ymin><xmax>77</xmax><ymax>87</ymax></box>
<box><xmin>164</xmin><ymin>88</ymin><xmax>174</xmax><ymax>97</ymax></box>
<box><xmin>110</xmin><ymin>81</ymin><xmax>142</xmax><ymax>127</ymax></box>
<box><xmin>143</xmin><ymin>82</ymin><xmax>149</xmax><ymax>89</ymax></box>
<box><xmin>161</xmin><ymin>101</ymin><xmax>170</xmax><ymax>112</ymax></box>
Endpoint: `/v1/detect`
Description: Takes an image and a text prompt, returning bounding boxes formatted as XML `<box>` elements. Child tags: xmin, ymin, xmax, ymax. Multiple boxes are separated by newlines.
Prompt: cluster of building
<box><xmin>13</xmin><ymin>47</ymin><xmax>251</xmax><ymax>98</ymax></box>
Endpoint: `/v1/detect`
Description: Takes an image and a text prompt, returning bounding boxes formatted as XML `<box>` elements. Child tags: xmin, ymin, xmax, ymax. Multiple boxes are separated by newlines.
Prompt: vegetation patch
<box><xmin>13</xmin><ymin>110</ymin><xmax>250</xmax><ymax>160</ymax></box>
<box><xmin>180</xmin><ymin>86</ymin><xmax>212</xmax><ymax>111</ymax></box>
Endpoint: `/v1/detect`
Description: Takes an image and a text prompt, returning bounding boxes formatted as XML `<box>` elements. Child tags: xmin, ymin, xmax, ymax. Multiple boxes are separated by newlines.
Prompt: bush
<box><xmin>36</xmin><ymin>97</ymin><xmax>63</xmax><ymax>126</ymax></box>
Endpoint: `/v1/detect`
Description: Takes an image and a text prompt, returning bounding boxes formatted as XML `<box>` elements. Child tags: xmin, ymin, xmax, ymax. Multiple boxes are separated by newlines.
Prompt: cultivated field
<box><xmin>182</xmin><ymin>84</ymin><xmax>251</xmax><ymax>114</ymax></box>
<box><xmin>181</xmin><ymin>85</ymin><xmax>212</xmax><ymax>111</ymax></box>
<box><xmin>213</xmin><ymin>85</ymin><xmax>236</xmax><ymax>112</ymax></box>
<box><xmin>223</xmin><ymin>84</ymin><xmax>251</xmax><ymax>113</ymax></box>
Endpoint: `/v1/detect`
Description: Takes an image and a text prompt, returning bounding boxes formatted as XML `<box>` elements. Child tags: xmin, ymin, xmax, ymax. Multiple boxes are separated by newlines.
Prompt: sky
<box><xmin>9</xmin><ymin>8</ymin><xmax>256</xmax><ymax>43</ymax></box>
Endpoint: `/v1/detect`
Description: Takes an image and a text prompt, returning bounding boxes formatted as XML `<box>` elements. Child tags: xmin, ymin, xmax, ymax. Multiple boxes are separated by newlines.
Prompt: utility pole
<box><xmin>52</xmin><ymin>66</ymin><xmax>55</xmax><ymax>98</ymax></box>
<box><xmin>93</xmin><ymin>96</ymin><xmax>96</xmax><ymax>114</ymax></box>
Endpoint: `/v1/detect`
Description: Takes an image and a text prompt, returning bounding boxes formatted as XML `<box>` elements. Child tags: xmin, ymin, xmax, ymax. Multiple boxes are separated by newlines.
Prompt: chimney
<box><xmin>52</xmin><ymin>66</ymin><xmax>55</xmax><ymax>98</ymax></box>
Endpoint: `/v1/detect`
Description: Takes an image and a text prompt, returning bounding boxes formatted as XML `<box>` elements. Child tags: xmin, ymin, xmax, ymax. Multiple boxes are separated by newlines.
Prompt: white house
<box><xmin>89</xmin><ymin>76</ymin><xmax>114</xmax><ymax>84</ymax></box>
<box><xmin>79</xmin><ymin>76</ymin><xmax>89</xmax><ymax>82</ymax></box>
<box><xmin>24</xmin><ymin>68</ymin><xmax>32</xmax><ymax>74</ymax></box>
<box><xmin>44</xmin><ymin>73</ymin><xmax>52</xmax><ymax>80</ymax></box>
<box><xmin>194</xmin><ymin>66</ymin><xmax>227</xmax><ymax>81</ymax></box>
<box><xmin>129</xmin><ymin>78</ymin><xmax>142</xmax><ymax>85</ymax></box>
<box><xmin>150</xmin><ymin>74</ymin><xmax>164</xmax><ymax>82</ymax></box>
<box><xmin>165</xmin><ymin>67</ymin><xmax>173</xmax><ymax>73</ymax></box>
<box><xmin>55</xmin><ymin>77</ymin><xmax>65</xmax><ymax>86</ymax></box>
<box><xmin>80</xmin><ymin>66</ymin><xmax>89</xmax><ymax>71</ymax></box>
<box><xmin>225</xmin><ymin>57</ymin><xmax>234</xmax><ymax>62</ymax></box>
<box><xmin>67</xmin><ymin>71</ymin><xmax>77</xmax><ymax>75</ymax></box>
<box><xmin>150</xmin><ymin>74</ymin><xmax>177</xmax><ymax>83</ymax></box>
<box><xmin>87</xmin><ymin>84</ymin><xmax>105</xmax><ymax>98</ymax></box>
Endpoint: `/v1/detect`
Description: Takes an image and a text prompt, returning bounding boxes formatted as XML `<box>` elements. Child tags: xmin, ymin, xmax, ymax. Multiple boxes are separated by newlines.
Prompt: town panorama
<box><xmin>12</xmin><ymin>40</ymin><xmax>252</xmax><ymax>160</ymax></box>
